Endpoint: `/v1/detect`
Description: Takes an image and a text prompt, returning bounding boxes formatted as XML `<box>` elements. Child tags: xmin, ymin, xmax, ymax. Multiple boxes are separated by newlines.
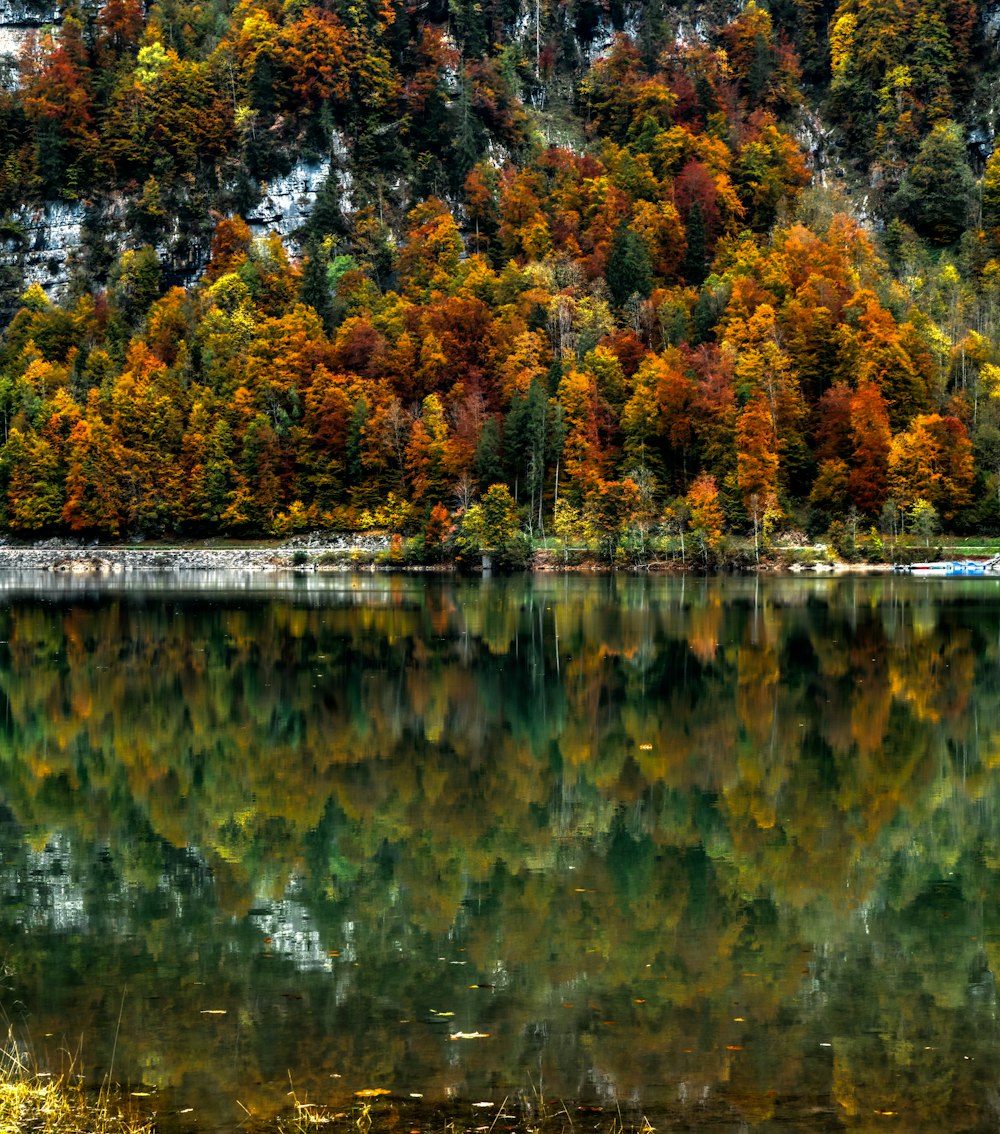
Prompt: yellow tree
<box><xmin>686</xmin><ymin>472</ymin><xmax>725</xmax><ymax>566</ymax></box>
<box><xmin>887</xmin><ymin>413</ymin><xmax>973</xmax><ymax>521</ymax></box>
<box><xmin>556</xmin><ymin>368</ymin><xmax>601</xmax><ymax>505</ymax></box>
<box><xmin>405</xmin><ymin>393</ymin><xmax>450</xmax><ymax>504</ymax></box>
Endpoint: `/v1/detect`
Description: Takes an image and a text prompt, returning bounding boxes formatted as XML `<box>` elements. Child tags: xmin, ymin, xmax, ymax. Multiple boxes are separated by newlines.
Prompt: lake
<box><xmin>0</xmin><ymin>571</ymin><xmax>999</xmax><ymax>1132</ymax></box>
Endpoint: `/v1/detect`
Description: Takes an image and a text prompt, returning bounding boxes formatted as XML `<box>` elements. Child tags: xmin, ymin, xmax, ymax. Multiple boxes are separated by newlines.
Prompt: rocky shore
<box><xmin>0</xmin><ymin>536</ymin><xmax>392</xmax><ymax>573</ymax></box>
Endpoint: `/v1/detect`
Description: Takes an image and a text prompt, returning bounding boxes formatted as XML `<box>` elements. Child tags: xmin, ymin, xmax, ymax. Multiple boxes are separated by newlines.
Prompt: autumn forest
<box><xmin>1</xmin><ymin>0</ymin><xmax>999</xmax><ymax>554</ymax></box>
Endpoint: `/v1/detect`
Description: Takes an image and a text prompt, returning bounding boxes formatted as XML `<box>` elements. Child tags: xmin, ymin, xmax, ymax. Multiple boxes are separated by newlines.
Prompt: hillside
<box><xmin>0</xmin><ymin>0</ymin><xmax>998</xmax><ymax>555</ymax></box>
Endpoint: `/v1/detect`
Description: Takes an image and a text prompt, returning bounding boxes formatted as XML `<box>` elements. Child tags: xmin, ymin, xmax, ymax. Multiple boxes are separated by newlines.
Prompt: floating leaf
<box><xmin>200</xmin><ymin>1009</ymin><xmax>227</xmax><ymax>1015</ymax></box>
<box><xmin>449</xmin><ymin>1031</ymin><xmax>490</xmax><ymax>1040</ymax></box>
<box><xmin>639</xmin><ymin>744</ymin><xmax>653</xmax><ymax>750</ymax></box>
<box><xmin>355</xmin><ymin>1089</ymin><xmax>392</xmax><ymax>1098</ymax></box>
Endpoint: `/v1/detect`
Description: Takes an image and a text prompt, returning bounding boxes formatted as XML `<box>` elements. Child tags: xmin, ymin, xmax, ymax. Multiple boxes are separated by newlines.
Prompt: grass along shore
<box><xmin>0</xmin><ymin>1054</ymin><xmax>834</xmax><ymax>1134</ymax></box>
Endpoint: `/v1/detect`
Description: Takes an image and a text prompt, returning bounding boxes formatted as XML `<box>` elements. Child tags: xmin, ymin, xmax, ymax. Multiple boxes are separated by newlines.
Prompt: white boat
<box><xmin>905</xmin><ymin>555</ymin><xmax>1000</xmax><ymax>576</ymax></box>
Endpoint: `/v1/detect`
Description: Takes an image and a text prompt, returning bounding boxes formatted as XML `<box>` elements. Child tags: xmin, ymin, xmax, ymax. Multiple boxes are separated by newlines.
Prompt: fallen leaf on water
<box><xmin>725</xmin><ymin>1046</ymin><xmax>743</xmax><ymax>1051</ymax></box>
<box><xmin>733</xmin><ymin>1017</ymin><xmax>745</xmax><ymax>1022</ymax></box>
<box><xmin>633</xmin><ymin>999</ymin><xmax>646</xmax><ymax>1004</ymax></box>
<box><xmin>430</xmin><ymin>1010</ymin><xmax>454</xmax><ymax>1017</ymax></box>
<box><xmin>200</xmin><ymin>1009</ymin><xmax>227</xmax><ymax>1015</ymax></box>
<box><xmin>472</xmin><ymin>1102</ymin><xmax>495</xmax><ymax>1108</ymax></box>
<box><xmin>131</xmin><ymin>1091</ymin><xmax>153</xmax><ymax>1097</ymax></box>
<box><xmin>873</xmin><ymin>1111</ymin><xmax>897</xmax><ymax>1117</ymax></box>
<box><xmin>639</xmin><ymin>744</ymin><xmax>652</xmax><ymax>751</ymax></box>
<box><xmin>449</xmin><ymin>1031</ymin><xmax>490</xmax><ymax>1040</ymax></box>
<box><xmin>355</xmin><ymin>1089</ymin><xmax>392</xmax><ymax>1098</ymax></box>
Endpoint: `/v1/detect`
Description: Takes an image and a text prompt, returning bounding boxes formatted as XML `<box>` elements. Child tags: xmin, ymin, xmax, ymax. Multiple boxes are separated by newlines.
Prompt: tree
<box><xmin>909</xmin><ymin>498</ymin><xmax>939</xmax><ymax>547</ymax></box>
<box><xmin>586</xmin><ymin>477</ymin><xmax>641</xmax><ymax>562</ymax></box>
<box><xmin>405</xmin><ymin>393</ymin><xmax>450</xmax><ymax>504</ymax></box>
<box><xmin>556</xmin><ymin>369</ymin><xmax>601</xmax><ymax>505</ymax></box>
<box><xmin>686</xmin><ymin>472</ymin><xmax>725</xmax><ymax>566</ymax></box>
<box><xmin>397</xmin><ymin>198</ymin><xmax>463</xmax><ymax>298</ymax></box>
<box><xmin>887</xmin><ymin>413</ymin><xmax>973</xmax><ymax>520</ymax></box>
<box><xmin>457</xmin><ymin>482</ymin><xmax>525</xmax><ymax>567</ymax></box>
<box><xmin>3</xmin><ymin>428</ymin><xmax>63</xmax><ymax>531</ymax></box>
<box><xmin>735</xmin><ymin>391</ymin><xmax>779</xmax><ymax>513</ymax></box>
<box><xmin>606</xmin><ymin>223</ymin><xmax>653</xmax><ymax>307</ymax></box>
<box><xmin>473</xmin><ymin>417</ymin><xmax>503</xmax><ymax>490</ymax></box>
<box><xmin>891</xmin><ymin>121</ymin><xmax>974</xmax><ymax>245</ymax></box>
<box><xmin>848</xmin><ymin>381</ymin><xmax>891</xmax><ymax>514</ymax></box>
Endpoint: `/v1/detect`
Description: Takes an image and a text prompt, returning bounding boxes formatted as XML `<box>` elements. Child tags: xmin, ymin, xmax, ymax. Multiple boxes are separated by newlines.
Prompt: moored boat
<box><xmin>905</xmin><ymin>556</ymin><xmax>1000</xmax><ymax>575</ymax></box>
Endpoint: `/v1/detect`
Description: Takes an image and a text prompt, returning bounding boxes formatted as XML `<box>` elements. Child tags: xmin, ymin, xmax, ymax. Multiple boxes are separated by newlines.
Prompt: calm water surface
<box><xmin>0</xmin><ymin>572</ymin><xmax>999</xmax><ymax>1131</ymax></box>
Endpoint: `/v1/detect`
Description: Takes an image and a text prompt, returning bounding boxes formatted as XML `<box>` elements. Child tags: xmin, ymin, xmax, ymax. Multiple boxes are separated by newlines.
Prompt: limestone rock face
<box><xmin>0</xmin><ymin>156</ymin><xmax>339</xmax><ymax>301</ymax></box>
<box><xmin>0</xmin><ymin>0</ymin><xmax>58</xmax><ymax>77</ymax></box>
<box><xmin>245</xmin><ymin>158</ymin><xmax>333</xmax><ymax>246</ymax></box>
<box><xmin>8</xmin><ymin>201</ymin><xmax>86</xmax><ymax>297</ymax></box>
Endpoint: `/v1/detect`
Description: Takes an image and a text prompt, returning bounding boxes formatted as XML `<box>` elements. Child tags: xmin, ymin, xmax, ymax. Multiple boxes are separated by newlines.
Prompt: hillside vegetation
<box><xmin>0</xmin><ymin>0</ymin><xmax>999</xmax><ymax>558</ymax></box>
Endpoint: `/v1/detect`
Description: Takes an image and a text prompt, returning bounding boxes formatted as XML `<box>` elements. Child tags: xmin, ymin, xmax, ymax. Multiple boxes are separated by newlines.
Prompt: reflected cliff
<box><xmin>0</xmin><ymin>574</ymin><xmax>999</xmax><ymax>1131</ymax></box>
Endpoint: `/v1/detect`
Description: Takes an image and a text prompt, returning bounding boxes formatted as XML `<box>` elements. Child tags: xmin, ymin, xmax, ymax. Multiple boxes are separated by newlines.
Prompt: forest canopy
<box><xmin>0</xmin><ymin>0</ymin><xmax>998</xmax><ymax>549</ymax></box>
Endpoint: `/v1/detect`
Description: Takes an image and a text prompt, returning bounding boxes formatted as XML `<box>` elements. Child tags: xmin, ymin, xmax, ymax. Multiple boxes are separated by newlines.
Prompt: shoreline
<box><xmin>0</xmin><ymin>539</ymin><xmax>975</xmax><ymax>576</ymax></box>
<box><xmin>0</xmin><ymin>538</ymin><xmax>971</xmax><ymax>575</ymax></box>
<box><xmin>0</xmin><ymin>537</ymin><xmax>392</xmax><ymax>574</ymax></box>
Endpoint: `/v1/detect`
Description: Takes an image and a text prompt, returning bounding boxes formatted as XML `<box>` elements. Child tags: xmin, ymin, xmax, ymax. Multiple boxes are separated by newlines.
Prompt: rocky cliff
<box><xmin>0</xmin><ymin>156</ymin><xmax>337</xmax><ymax>303</ymax></box>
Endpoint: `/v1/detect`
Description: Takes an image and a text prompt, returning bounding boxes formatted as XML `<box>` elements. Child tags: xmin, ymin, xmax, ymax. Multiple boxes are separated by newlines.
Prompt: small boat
<box><xmin>906</xmin><ymin>556</ymin><xmax>1000</xmax><ymax>576</ymax></box>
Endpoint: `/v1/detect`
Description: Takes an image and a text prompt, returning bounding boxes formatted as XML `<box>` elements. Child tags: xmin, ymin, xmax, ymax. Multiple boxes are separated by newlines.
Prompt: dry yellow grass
<box><xmin>0</xmin><ymin>1041</ymin><xmax>152</xmax><ymax>1134</ymax></box>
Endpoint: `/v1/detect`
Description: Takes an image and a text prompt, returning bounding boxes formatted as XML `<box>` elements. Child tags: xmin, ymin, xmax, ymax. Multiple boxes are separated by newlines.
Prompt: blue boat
<box><xmin>906</xmin><ymin>555</ymin><xmax>1000</xmax><ymax>576</ymax></box>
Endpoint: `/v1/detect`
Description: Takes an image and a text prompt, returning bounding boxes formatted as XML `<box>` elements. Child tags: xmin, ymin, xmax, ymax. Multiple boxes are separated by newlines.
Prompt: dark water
<box><xmin>0</xmin><ymin>571</ymin><xmax>999</xmax><ymax>1131</ymax></box>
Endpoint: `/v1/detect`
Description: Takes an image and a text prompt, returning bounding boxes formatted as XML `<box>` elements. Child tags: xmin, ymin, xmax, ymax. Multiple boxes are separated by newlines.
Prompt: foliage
<box><xmin>0</xmin><ymin>0</ymin><xmax>998</xmax><ymax>548</ymax></box>
<box><xmin>4</xmin><ymin>580</ymin><xmax>1000</xmax><ymax>1124</ymax></box>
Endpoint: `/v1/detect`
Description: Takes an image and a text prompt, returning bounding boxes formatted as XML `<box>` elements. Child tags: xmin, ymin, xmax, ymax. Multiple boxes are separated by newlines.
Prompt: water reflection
<box><xmin>0</xmin><ymin>574</ymin><xmax>999</xmax><ymax>1130</ymax></box>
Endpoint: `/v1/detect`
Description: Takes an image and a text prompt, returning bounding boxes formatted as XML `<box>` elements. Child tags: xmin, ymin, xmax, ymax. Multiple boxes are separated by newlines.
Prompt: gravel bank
<box><xmin>0</xmin><ymin>536</ymin><xmax>392</xmax><ymax>573</ymax></box>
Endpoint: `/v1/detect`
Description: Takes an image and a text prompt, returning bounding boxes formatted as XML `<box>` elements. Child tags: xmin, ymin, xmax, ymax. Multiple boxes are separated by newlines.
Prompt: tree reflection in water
<box><xmin>0</xmin><ymin>573</ymin><xmax>997</xmax><ymax>1131</ymax></box>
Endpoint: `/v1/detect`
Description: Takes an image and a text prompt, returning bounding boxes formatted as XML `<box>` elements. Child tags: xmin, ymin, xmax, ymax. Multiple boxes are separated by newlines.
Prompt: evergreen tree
<box><xmin>473</xmin><ymin>416</ymin><xmax>503</xmax><ymax>490</ymax></box>
<box><xmin>299</xmin><ymin>240</ymin><xmax>335</xmax><ymax>332</ymax></box>
<box><xmin>682</xmin><ymin>202</ymin><xmax>708</xmax><ymax>285</ymax></box>
<box><xmin>891</xmin><ymin>121</ymin><xmax>974</xmax><ymax>244</ymax></box>
<box><xmin>606</xmin><ymin>223</ymin><xmax>653</xmax><ymax>307</ymax></box>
